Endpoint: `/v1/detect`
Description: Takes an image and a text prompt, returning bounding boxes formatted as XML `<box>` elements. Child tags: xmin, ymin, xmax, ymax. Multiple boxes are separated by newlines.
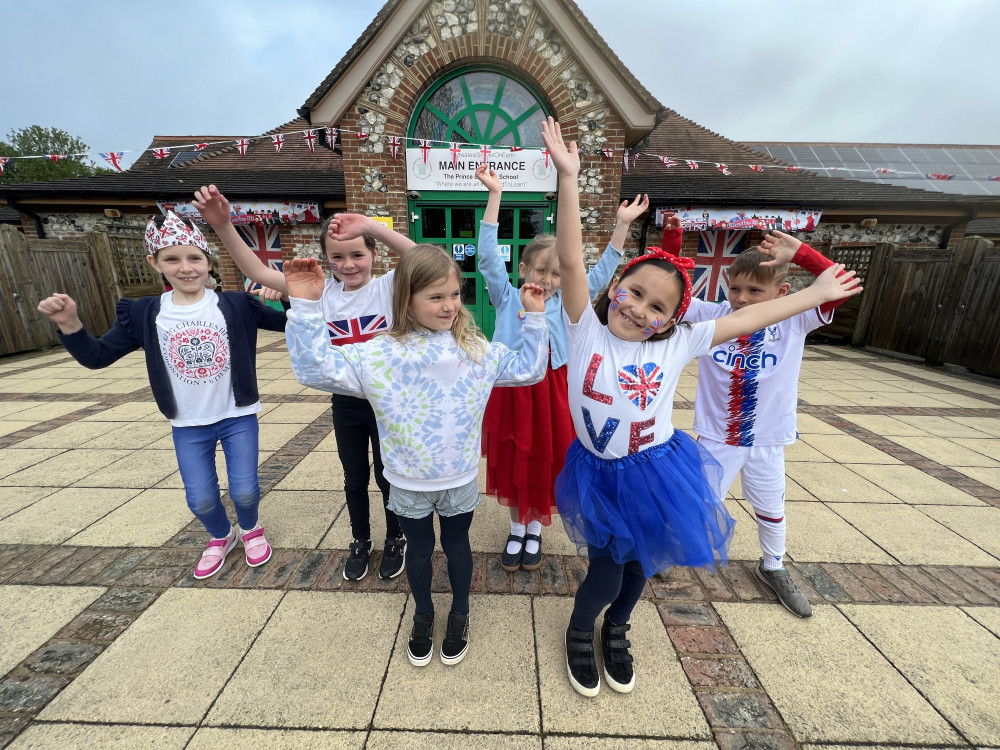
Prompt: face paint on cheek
<box><xmin>642</xmin><ymin>318</ymin><xmax>662</xmax><ymax>338</ymax></box>
<box><xmin>330</xmin><ymin>263</ymin><xmax>339</xmax><ymax>273</ymax></box>
<box><xmin>609</xmin><ymin>287</ymin><xmax>628</xmax><ymax>312</ymax></box>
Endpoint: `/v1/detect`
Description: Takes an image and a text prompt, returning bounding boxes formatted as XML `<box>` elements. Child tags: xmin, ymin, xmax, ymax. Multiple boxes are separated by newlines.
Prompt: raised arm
<box><xmin>194</xmin><ymin>185</ymin><xmax>288</xmax><ymax>294</ymax></box>
<box><xmin>327</xmin><ymin>214</ymin><xmax>416</xmax><ymax>257</ymax></box>
<box><xmin>607</xmin><ymin>194</ymin><xmax>648</xmax><ymax>253</ymax></box>
<box><xmin>711</xmin><ymin>264</ymin><xmax>861</xmax><ymax>346</ymax></box>
<box><xmin>38</xmin><ymin>294</ymin><xmax>139</xmax><ymax>369</ymax></box>
<box><xmin>540</xmin><ymin>117</ymin><xmax>587</xmax><ymax>322</ymax></box>
<box><xmin>474</xmin><ymin>165</ymin><xmax>515</xmax><ymax>308</ymax></box>
<box><xmin>760</xmin><ymin>230</ymin><xmax>847</xmax><ymax>315</ymax></box>
<box><xmin>477</xmin><ymin>164</ymin><xmax>503</xmax><ymax>225</ymax></box>
<box><xmin>495</xmin><ymin>284</ymin><xmax>549</xmax><ymax>387</ymax></box>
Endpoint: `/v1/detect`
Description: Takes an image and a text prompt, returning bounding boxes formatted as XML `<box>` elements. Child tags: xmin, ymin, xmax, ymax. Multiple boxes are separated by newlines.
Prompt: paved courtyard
<box><xmin>0</xmin><ymin>331</ymin><xmax>999</xmax><ymax>749</ymax></box>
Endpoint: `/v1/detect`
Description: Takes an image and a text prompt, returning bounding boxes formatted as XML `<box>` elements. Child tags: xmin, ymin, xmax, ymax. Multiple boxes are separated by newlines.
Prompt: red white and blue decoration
<box><xmin>617</xmin><ymin>363</ymin><xmax>662</xmax><ymax>410</ymax></box>
<box><xmin>302</xmin><ymin>129</ymin><xmax>318</xmax><ymax>153</ymax></box>
<box><xmin>387</xmin><ymin>136</ymin><xmax>401</xmax><ymax>158</ymax></box>
<box><xmin>692</xmin><ymin>231</ymin><xmax>747</xmax><ymax>302</ymax></box>
<box><xmin>99</xmin><ymin>152</ymin><xmax>125</xmax><ymax>171</ymax></box>
<box><xmin>153</xmin><ymin>148</ymin><xmax>171</xmax><ymax>159</ymax></box>
<box><xmin>235</xmin><ymin>139</ymin><xmax>251</xmax><ymax>157</ymax></box>
<box><xmin>236</xmin><ymin>223</ymin><xmax>283</xmax><ymax>296</ymax></box>
<box><xmin>158</xmin><ymin>200</ymin><xmax>320</xmax><ymax>226</ymax></box>
<box><xmin>326</xmin><ymin>314</ymin><xmax>388</xmax><ymax>345</ymax></box>
<box><xmin>270</xmin><ymin>134</ymin><xmax>284</xmax><ymax>153</ymax></box>
<box><xmin>658</xmin><ymin>207</ymin><xmax>822</xmax><ymax>233</ymax></box>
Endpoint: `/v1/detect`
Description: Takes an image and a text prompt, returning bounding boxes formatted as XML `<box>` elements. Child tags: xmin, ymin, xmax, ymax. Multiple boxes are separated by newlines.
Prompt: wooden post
<box><xmin>0</xmin><ymin>225</ymin><xmax>51</xmax><ymax>349</ymax></box>
<box><xmin>851</xmin><ymin>242</ymin><xmax>893</xmax><ymax>347</ymax></box>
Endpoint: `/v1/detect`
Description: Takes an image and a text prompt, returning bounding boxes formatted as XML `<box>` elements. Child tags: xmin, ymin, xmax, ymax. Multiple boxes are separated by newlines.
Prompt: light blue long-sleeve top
<box><xmin>477</xmin><ymin>220</ymin><xmax>622</xmax><ymax>369</ymax></box>
<box><xmin>285</xmin><ymin>297</ymin><xmax>548</xmax><ymax>492</ymax></box>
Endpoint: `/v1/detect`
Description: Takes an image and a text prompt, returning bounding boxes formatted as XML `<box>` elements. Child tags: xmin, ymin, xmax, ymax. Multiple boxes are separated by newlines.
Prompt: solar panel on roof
<box><xmin>169</xmin><ymin>151</ymin><xmax>203</xmax><ymax>166</ymax></box>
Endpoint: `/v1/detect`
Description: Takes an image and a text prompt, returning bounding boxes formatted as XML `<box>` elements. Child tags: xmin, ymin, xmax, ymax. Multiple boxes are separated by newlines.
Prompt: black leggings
<box><xmin>331</xmin><ymin>394</ymin><xmax>401</xmax><ymax>541</ymax></box>
<box><xmin>396</xmin><ymin>511</ymin><xmax>474</xmax><ymax>616</ymax></box>
<box><xmin>570</xmin><ymin>555</ymin><xmax>647</xmax><ymax>631</ymax></box>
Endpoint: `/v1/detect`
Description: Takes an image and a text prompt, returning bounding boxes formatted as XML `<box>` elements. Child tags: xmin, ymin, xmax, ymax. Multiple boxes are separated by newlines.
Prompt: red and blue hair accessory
<box><xmin>145</xmin><ymin>211</ymin><xmax>211</xmax><ymax>256</ymax></box>
<box><xmin>620</xmin><ymin>247</ymin><xmax>695</xmax><ymax>322</ymax></box>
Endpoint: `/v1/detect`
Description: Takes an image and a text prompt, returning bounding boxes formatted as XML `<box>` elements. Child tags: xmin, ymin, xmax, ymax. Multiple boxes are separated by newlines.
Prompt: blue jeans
<box><xmin>171</xmin><ymin>414</ymin><xmax>261</xmax><ymax>538</ymax></box>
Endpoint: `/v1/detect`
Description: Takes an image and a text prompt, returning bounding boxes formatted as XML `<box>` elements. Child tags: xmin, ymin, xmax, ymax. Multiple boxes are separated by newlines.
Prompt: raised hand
<box><xmin>192</xmin><ymin>185</ymin><xmax>231</xmax><ymax>227</ymax></box>
<box><xmin>616</xmin><ymin>194</ymin><xmax>650</xmax><ymax>225</ymax></box>
<box><xmin>811</xmin><ymin>263</ymin><xmax>862</xmax><ymax>303</ymax></box>
<box><xmin>519</xmin><ymin>282</ymin><xmax>546</xmax><ymax>313</ymax></box>
<box><xmin>282</xmin><ymin>258</ymin><xmax>326</xmax><ymax>301</ymax></box>
<box><xmin>475</xmin><ymin>163</ymin><xmax>503</xmax><ymax>193</ymax></box>
<box><xmin>662</xmin><ymin>211</ymin><xmax>682</xmax><ymax>232</ymax></box>
<box><xmin>759</xmin><ymin>230</ymin><xmax>802</xmax><ymax>267</ymax></box>
<box><xmin>540</xmin><ymin>117</ymin><xmax>579</xmax><ymax>178</ymax></box>
<box><xmin>37</xmin><ymin>293</ymin><xmax>83</xmax><ymax>333</ymax></box>
<box><xmin>326</xmin><ymin>214</ymin><xmax>375</xmax><ymax>242</ymax></box>
<box><xmin>252</xmin><ymin>285</ymin><xmax>286</xmax><ymax>302</ymax></box>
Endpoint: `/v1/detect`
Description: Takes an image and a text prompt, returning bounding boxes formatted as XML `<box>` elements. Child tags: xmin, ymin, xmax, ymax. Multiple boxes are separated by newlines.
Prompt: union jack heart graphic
<box><xmin>617</xmin><ymin>363</ymin><xmax>662</xmax><ymax>410</ymax></box>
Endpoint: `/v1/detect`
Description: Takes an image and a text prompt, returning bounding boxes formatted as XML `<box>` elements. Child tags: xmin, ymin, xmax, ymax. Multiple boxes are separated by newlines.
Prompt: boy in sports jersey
<box><xmin>660</xmin><ymin>221</ymin><xmax>848</xmax><ymax>617</ymax></box>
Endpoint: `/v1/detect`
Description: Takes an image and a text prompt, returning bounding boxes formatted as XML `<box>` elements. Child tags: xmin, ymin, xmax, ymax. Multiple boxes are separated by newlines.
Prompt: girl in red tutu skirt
<box><xmin>475</xmin><ymin>163</ymin><xmax>648</xmax><ymax>571</ymax></box>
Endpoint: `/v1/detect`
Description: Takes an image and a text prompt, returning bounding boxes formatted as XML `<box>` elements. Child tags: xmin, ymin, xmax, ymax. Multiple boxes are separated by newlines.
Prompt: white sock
<box><xmin>508</xmin><ymin>521</ymin><xmax>526</xmax><ymax>555</ymax></box>
<box><xmin>525</xmin><ymin>521</ymin><xmax>542</xmax><ymax>555</ymax></box>
<box><xmin>762</xmin><ymin>554</ymin><xmax>784</xmax><ymax>571</ymax></box>
<box><xmin>212</xmin><ymin>526</ymin><xmax>234</xmax><ymax>541</ymax></box>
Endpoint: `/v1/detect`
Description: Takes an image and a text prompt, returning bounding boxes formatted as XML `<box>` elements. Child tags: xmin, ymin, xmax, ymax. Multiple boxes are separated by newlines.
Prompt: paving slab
<box><xmin>951</xmin><ymin>437</ymin><xmax>1000</xmax><ymax>462</ymax></box>
<box><xmin>784</xmin><ymin>463</ymin><xmax>901</xmax><ymax>503</ymax></box>
<box><xmin>543</xmin><ymin>740</ymin><xmax>714</xmax><ymax>750</ymax></box>
<box><xmin>72</xmin><ymin>449</ymin><xmax>180</xmax><ymax>489</ymax></box>
<box><xmin>0</xmin><ymin>449</ymin><xmax>133</xmax><ymax>487</ymax></box>
<box><xmin>66</xmin><ymin>489</ymin><xmax>195</xmax><ymax>547</ymax></box>
<box><xmin>844</xmin><ymin>463</ymin><xmax>984</xmax><ymax>506</ymax></box>
<box><xmin>0</xmin><ymin>488</ymin><xmax>141</xmax><ymax>545</ymax></box>
<box><xmin>897</xmin><ymin>415</ymin><xmax>996</xmax><ymax>438</ymax></box>
<box><xmin>778</xmin><ymin>501</ymin><xmax>895</xmax><ymax>564</ymax></box>
<box><xmin>783</xmin><ymin>441</ymin><xmax>833</xmax><ymax>463</ymax></box>
<box><xmin>722</xmin><ymin>500</ymin><xmax>761</xmax><ymax>561</ymax></box>
<box><xmin>800</xmin><ymin>434</ymin><xmax>900</xmax><ymax>464</ymax></box>
<box><xmin>0</xmin><ymin>449</ymin><xmax>65</xmax><ymax>480</ymax></box>
<box><xmin>0</xmin><ymin>487</ymin><xmax>57</xmax><ymax>521</ymax></box>
<box><xmin>258</xmin><ymin>403</ymin><xmax>332</xmax><ymax>424</ymax></box>
<box><xmin>841</xmin><ymin>604</ymin><xmax>1000</xmax><ymax>746</ymax></box>
<box><xmin>7</xmin><ymin>402</ymin><xmax>97</xmax><ymax>422</ymax></box>
<box><xmin>368</xmin><ymin>732</ymin><xmax>540</xmax><ymax>749</ymax></box>
<box><xmin>14</xmin><ymin>421</ymin><xmax>122</xmax><ymax>449</ymax></box>
<box><xmin>949</xmin><ymin>416</ymin><xmax>1000</xmax><ymax>437</ymax></box>
<box><xmin>80</xmin><ymin>402</ymin><xmax>163</xmax><ymax>422</ymax></box>
<box><xmin>535</xmin><ymin>596</ymin><xmax>710</xmax><ymax>739</ymax></box>
<box><xmin>963</xmin><ymin>606</ymin><xmax>1000</xmax><ymax>638</ymax></box>
<box><xmin>256</xmin><ymin>490</ymin><xmax>342</xmax><ymax>549</ymax></box>
<box><xmin>39</xmin><ymin>588</ymin><xmax>283</xmax><ymax>725</ymax></box>
<box><xmin>207</xmin><ymin>591</ymin><xmax>403</xmax><ymax>728</ymax></box>
<box><xmin>189</xmin><ymin>728</ymin><xmax>365</xmax><ymax>749</ymax></box>
<box><xmin>714</xmin><ymin>603</ymin><xmax>960</xmax><ymax>745</ymax></box>
<box><xmin>374</xmin><ymin>594</ymin><xmax>539</xmax><ymax>733</ymax></box>
<box><xmin>838</xmin><ymin>414</ymin><xmax>929</xmax><ymax>437</ymax></box>
<box><xmin>794</xmin><ymin>413</ymin><xmax>843</xmax><ymax>434</ymax></box>
<box><xmin>7</xmin><ymin>724</ymin><xmax>194</xmax><ymax>749</ymax></box>
<box><xmin>78</xmin><ymin>422</ymin><xmax>172</xmax><ymax>450</ymax></box>
<box><xmin>257</xmin><ymin>421</ymin><xmax>310</xmax><ymax>451</ymax></box>
<box><xmin>0</xmin><ymin>421</ymin><xmax>36</xmax><ymax>437</ymax></box>
<box><xmin>0</xmin><ymin>585</ymin><xmax>104</xmax><ymax>676</ymax></box>
<box><xmin>953</xmin><ymin>465</ymin><xmax>1000</xmax><ymax>490</ymax></box>
<box><xmin>273</xmin><ymin>451</ymin><xmax>348</xmax><ymax>491</ymax></box>
<box><xmin>830</xmin><ymin>503</ymin><xmax>999</xmax><ymax>566</ymax></box>
<box><xmin>892</xmin><ymin>436</ymin><xmax>999</xmax><ymax>468</ymax></box>
<box><xmin>916</xmin><ymin>505</ymin><xmax>1000</xmax><ymax>559</ymax></box>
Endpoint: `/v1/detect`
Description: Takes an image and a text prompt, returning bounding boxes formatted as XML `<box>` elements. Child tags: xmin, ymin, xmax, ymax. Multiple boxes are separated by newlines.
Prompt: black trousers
<box><xmin>570</xmin><ymin>555</ymin><xmax>646</xmax><ymax>631</ymax></box>
<box><xmin>330</xmin><ymin>394</ymin><xmax>401</xmax><ymax>541</ymax></box>
<box><xmin>396</xmin><ymin>511</ymin><xmax>474</xmax><ymax>615</ymax></box>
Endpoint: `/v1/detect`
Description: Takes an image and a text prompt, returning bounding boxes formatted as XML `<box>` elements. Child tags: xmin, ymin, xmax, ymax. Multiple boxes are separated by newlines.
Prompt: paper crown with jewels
<box><xmin>144</xmin><ymin>211</ymin><xmax>212</xmax><ymax>256</ymax></box>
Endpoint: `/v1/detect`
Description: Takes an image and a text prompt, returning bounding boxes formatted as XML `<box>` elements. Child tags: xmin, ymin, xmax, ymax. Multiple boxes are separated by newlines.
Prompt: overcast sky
<box><xmin>2</xmin><ymin>0</ymin><xmax>997</xmax><ymax>167</ymax></box>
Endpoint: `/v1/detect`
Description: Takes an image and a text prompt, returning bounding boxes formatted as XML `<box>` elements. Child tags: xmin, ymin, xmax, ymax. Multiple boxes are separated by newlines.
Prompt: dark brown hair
<box><xmin>593</xmin><ymin>258</ymin><xmax>687</xmax><ymax>341</ymax></box>
<box><xmin>318</xmin><ymin>214</ymin><xmax>377</xmax><ymax>256</ymax></box>
<box><xmin>729</xmin><ymin>248</ymin><xmax>790</xmax><ymax>286</ymax></box>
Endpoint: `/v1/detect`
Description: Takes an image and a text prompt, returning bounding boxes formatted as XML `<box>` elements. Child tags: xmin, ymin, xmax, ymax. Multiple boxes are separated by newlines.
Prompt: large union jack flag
<box><xmin>617</xmin><ymin>363</ymin><xmax>662</xmax><ymax>411</ymax></box>
<box><xmin>327</xmin><ymin>314</ymin><xmax>387</xmax><ymax>345</ymax></box>
<box><xmin>235</xmin><ymin>224</ymin><xmax>283</xmax><ymax>296</ymax></box>
<box><xmin>693</xmin><ymin>231</ymin><xmax>746</xmax><ymax>302</ymax></box>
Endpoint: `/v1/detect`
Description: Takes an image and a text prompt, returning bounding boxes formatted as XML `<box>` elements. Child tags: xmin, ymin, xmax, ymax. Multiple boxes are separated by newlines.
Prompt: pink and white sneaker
<box><xmin>193</xmin><ymin>527</ymin><xmax>237</xmax><ymax>579</ymax></box>
<box><xmin>240</xmin><ymin>526</ymin><xmax>272</xmax><ymax>568</ymax></box>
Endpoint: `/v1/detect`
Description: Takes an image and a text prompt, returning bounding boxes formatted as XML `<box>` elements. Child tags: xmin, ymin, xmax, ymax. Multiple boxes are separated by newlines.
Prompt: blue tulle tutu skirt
<box><xmin>555</xmin><ymin>431</ymin><xmax>734</xmax><ymax>577</ymax></box>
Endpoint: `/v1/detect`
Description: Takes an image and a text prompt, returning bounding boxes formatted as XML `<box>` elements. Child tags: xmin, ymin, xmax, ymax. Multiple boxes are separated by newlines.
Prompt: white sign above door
<box><xmin>406</xmin><ymin>146</ymin><xmax>557</xmax><ymax>192</ymax></box>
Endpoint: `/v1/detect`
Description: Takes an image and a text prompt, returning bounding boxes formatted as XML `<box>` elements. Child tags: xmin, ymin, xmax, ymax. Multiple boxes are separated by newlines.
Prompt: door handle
<box><xmin>12</xmin><ymin>293</ymin><xmax>22</xmax><ymax>302</ymax></box>
<box><xmin>411</xmin><ymin>213</ymin><xmax>420</xmax><ymax>222</ymax></box>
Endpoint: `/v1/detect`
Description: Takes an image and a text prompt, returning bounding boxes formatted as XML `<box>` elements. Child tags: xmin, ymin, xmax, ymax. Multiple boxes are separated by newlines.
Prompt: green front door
<box><xmin>410</xmin><ymin>200</ymin><xmax>553</xmax><ymax>339</ymax></box>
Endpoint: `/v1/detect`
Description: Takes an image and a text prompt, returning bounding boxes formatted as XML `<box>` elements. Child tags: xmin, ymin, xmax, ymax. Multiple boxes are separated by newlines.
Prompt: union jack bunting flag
<box><xmin>693</xmin><ymin>230</ymin><xmax>746</xmax><ymax>302</ymax></box>
<box><xmin>48</xmin><ymin>154</ymin><xmax>67</xmax><ymax>162</ymax></box>
<box><xmin>234</xmin><ymin>139</ymin><xmax>251</xmax><ymax>157</ymax></box>
<box><xmin>302</xmin><ymin>129</ymin><xmax>317</xmax><ymax>153</ymax></box>
<box><xmin>509</xmin><ymin>146</ymin><xmax>523</xmax><ymax>152</ymax></box>
<box><xmin>325</xmin><ymin>127</ymin><xmax>338</xmax><ymax>145</ymax></box>
<box><xmin>0</xmin><ymin>157</ymin><xmax>8</xmax><ymax>174</ymax></box>
<box><xmin>194</xmin><ymin>143</ymin><xmax>208</xmax><ymax>151</ymax></box>
<box><xmin>926</xmin><ymin>173</ymin><xmax>954</xmax><ymax>181</ymax></box>
<box><xmin>326</xmin><ymin>314</ymin><xmax>388</xmax><ymax>345</ymax></box>
<box><xmin>685</xmin><ymin>160</ymin><xmax>698</xmax><ymax>170</ymax></box>
<box><xmin>989</xmin><ymin>176</ymin><xmax>1000</xmax><ymax>182</ymax></box>
<box><xmin>875</xmin><ymin>168</ymin><xmax>895</xmax><ymax>174</ymax></box>
<box><xmin>785</xmin><ymin>166</ymin><xmax>802</xmax><ymax>172</ymax></box>
<box><xmin>602</xmin><ymin>148</ymin><xmax>614</xmax><ymax>159</ymax></box>
<box><xmin>235</xmin><ymin>223</ymin><xmax>283</xmax><ymax>297</ymax></box>
<box><xmin>716</xmin><ymin>163</ymin><xmax>731</xmax><ymax>175</ymax></box>
<box><xmin>748</xmin><ymin>164</ymin><xmax>764</xmax><ymax>172</ymax></box>
<box><xmin>271</xmin><ymin>134</ymin><xmax>284</xmax><ymax>153</ymax></box>
<box><xmin>387</xmin><ymin>136</ymin><xmax>402</xmax><ymax>158</ymax></box>
<box><xmin>99</xmin><ymin>152</ymin><xmax>125</xmax><ymax>171</ymax></box>
<box><xmin>617</xmin><ymin>362</ymin><xmax>663</xmax><ymax>411</ymax></box>
<box><xmin>153</xmin><ymin>148</ymin><xmax>171</xmax><ymax>159</ymax></box>
<box><xmin>356</xmin><ymin>131</ymin><xmax>369</xmax><ymax>139</ymax></box>
<box><xmin>660</xmin><ymin>157</ymin><xmax>677</xmax><ymax>167</ymax></box>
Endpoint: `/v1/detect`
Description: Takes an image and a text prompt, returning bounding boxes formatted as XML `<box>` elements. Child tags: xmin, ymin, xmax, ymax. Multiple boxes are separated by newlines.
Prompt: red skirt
<box><xmin>481</xmin><ymin>364</ymin><xmax>574</xmax><ymax>526</ymax></box>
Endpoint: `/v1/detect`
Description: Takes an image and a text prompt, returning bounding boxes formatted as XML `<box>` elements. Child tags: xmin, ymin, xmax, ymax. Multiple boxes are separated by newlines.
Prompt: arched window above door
<box><xmin>410</xmin><ymin>68</ymin><xmax>549</xmax><ymax>147</ymax></box>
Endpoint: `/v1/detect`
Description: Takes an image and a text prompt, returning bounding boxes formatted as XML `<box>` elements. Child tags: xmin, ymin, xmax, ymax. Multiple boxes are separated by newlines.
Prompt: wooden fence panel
<box><xmin>942</xmin><ymin>242</ymin><xmax>1000</xmax><ymax>376</ymax></box>
<box><xmin>0</xmin><ymin>225</ymin><xmax>49</xmax><ymax>354</ymax></box>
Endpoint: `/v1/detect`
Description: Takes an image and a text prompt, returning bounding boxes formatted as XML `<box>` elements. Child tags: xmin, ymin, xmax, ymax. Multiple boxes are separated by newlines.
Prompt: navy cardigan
<box><xmin>58</xmin><ymin>292</ymin><xmax>287</xmax><ymax>420</ymax></box>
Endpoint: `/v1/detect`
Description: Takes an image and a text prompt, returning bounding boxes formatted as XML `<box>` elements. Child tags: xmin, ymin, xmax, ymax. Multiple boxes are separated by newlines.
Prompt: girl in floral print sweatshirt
<box><xmin>283</xmin><ymin>247</ymin><xmax>548</xmax><ymax>668</ymax></box>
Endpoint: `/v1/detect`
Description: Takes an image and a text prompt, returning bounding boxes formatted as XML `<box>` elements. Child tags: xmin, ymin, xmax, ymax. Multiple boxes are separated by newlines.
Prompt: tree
<box><xmin>0</xmin><ymin>125</ymin><xmax>116</xmax><ymax>184</ymax></box>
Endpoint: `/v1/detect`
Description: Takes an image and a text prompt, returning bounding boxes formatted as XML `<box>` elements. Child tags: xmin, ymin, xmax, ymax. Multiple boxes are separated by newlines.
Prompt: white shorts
<box><xmin>697</xmin><ymin>438</ymin><xmax>786</xmax><ymax>518</ymax></box>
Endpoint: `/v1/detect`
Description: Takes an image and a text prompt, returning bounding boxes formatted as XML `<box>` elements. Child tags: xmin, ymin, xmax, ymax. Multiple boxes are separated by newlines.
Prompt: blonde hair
<box><xmin>518</xmin><ymin>234</ymin><xmax>556</xmax><ymax>273</ymax></box>
<box><xmin>388</xmin><ymin>244</ymin><xmax>486</xmax><ymax>360</ymax></box>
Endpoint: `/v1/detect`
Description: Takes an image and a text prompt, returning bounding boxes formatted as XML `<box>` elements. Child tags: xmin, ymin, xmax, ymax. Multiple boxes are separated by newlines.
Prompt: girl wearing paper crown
<box><xmin>539</xmin><ymin>118</ymin><xmax>862</xmax><ymax>698</ymax></box>
<box><xmin>36</xmin><ymin>211</ymin><xmax>287</xmax><ymax>580</ymax></box>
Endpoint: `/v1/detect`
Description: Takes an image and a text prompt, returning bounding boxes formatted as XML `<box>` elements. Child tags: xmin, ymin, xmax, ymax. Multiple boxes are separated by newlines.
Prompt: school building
<box><xmin>1</xmin><ymin>0</ymin><xmax>999</xmax><ymax>366</ymax></box>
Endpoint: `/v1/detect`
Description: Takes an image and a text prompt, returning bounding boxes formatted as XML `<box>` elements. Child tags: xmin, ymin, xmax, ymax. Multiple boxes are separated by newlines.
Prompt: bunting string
<box><xmin>1</xmin><ymin>126</ymin><xmax>996</xmax><ymax>183</ymax></box>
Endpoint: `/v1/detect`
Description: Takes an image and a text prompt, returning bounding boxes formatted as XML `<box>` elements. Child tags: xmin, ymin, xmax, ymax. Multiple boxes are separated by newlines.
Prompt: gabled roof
<box><xmin>623</xmin><ymin>112</ymin><xmax>1000</xmax><ymax>215</ymax></box>
<box><xmin>301</xmin><ymin>0</ymin><xmax>663</xmax><ymax>143</ymax></box>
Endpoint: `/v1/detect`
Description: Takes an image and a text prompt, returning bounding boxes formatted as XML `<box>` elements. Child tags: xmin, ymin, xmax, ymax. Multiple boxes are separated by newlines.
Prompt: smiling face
<box><xmin>727</xmin><ymin>272</ymin><xmax>789</xmax><ymax>311</ymax></box>
<box><xmin>519</xmin><ymin>248</ymin><xmax>561</xmax><ymax>301</ymax></box>
<box><xmin>606</xmin><ymin>263</ymin><xmax>682</xmax><ymax>342</ymax></box>
<box><xmin>326</xmin><ymin>236</ymin><xmax>377</xmax><ymax>291</ymax></box>
<box><xmin>409</xmin><ymin>272</ymin><xmax>462</xmax><ymax>332</ymax></box>
<box><xmin>147</xmin><ymin>245</ymin><xmax>210</xmax><ymax>304</ymax></box>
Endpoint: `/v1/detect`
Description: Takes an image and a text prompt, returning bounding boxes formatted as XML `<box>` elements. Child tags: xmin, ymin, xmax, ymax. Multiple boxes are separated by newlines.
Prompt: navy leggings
<box><xmin>570</xmin><ymin>555</ymin><xmax>647</xmax><ymax>631</ymax></box>
<box><xmin>396</xmin><ymin>511</ymin><xmax>474</xmax><ymax>616</ymax></box>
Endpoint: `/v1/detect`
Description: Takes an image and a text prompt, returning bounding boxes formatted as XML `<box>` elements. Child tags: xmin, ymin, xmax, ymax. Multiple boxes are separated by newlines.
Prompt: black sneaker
<box><xmin>565</xmin><ymin>625</ymin><xmax>600</xmax><ymax>697</ymax></box>
<box><xmin>440</xmin><ymin>610</ymin><xmax>470</xmax><ymax>665</ymax></box>
<box><xmin>379</xmin><ymin>535</ymin><xmax>406</xmax><ymax>579</ymax></box>
<box><xmin>407</xmin><ymin>612</ymin><xmax>434</xmax><ymax>667</ymax></box>
<box><xmin>601</xmin><ymin>614</ymin><xmax>635</xmax><ymax>693</ymax></box>
<box><xmin>343</xmin><ymin>539</ymin><xmax>373</xmax><ymax>581</ymax></box>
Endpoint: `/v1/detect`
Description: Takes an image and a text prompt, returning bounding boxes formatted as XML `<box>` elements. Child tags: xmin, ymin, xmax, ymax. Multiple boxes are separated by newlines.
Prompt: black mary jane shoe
<box><xmin>520</xmin><ymin>533</ymin><xmax>543</xmax><ymax>571</ymax></box>
<box><xmin>500</xmin><ymin>534</ymin><xmax>524</xmax><ymax>571</ymax></box>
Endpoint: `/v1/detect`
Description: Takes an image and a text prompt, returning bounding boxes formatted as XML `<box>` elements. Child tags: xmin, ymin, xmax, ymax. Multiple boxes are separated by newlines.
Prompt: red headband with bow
<box><xmin>620</xmin><ymin>247</ymin><xmax>695</xmax><ymax>322</ymax></box>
